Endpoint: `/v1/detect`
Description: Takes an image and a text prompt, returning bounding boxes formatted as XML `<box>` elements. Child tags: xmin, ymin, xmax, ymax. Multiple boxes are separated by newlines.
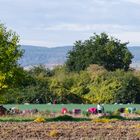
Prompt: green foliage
<box><xmin>0</xmin><ymin>23</ymin><xmax>23</xmax><ymax>92</ymax></box>
<box><xmin>49</xmin><ymin>66</ymin><xmax>90</xmax><ymax>103</ymax></box>
<box><xmin>0</xmin><ymin>25</ymin><xmax>139</xmax><ymax>104</ymax></box>
<box><xmin>3</xmin><ymin>64</ymin><xmax>140</xmax><ymax>104</ymax></box>
<box><xmin>113</xmin><ymin>70</ymin><xmax>140</xmax><ymax>103</ymax></box>
<box><xmin>85</xmin><ymin>78</ymin><xmax>122</xmax><ymax>103</ymax></box>
<box><xmin>29</xmin><ymin>65</ymin><xmax>54</xmax><ymax>77</ymax></box>
<box><xmin>18</xmin><ymin>77</ymin><xmax>51</xmax><ymax>104</ymax></box>
<box><xmin>66</xmin><ymin>33</ymin><xmax>133</xmax><ymax>72</ymax></box>
<box><xmin>47</xmin><ymin>115</ymin><xmax>90</xmax><ymax>122</ymax></box>
<box><xmin>99</xmin><ymin>115</ymin><xmax>125</xmax><ymax>120</ymax></box>
<box><xmin>0</xmin><ymin>115</ymin><xmax>91</xmax><ymax>122</ymax></box>
<box><xmin>11</xmin><ymin>67</ymin><xmax>35</xmax><ymax>88</ymax></box>
<box><xmin>0</xmin><ymin>117</ymin><xmax>33</xmax><ymax>122</ymax></box>
<box><xmin>0</xmin><ymin>73</ymin><xmax>8</xmax><ymax>93</ymax></box>
<box><xmin>3</xmin><ymin>65</ymin><xmax>54</xmax><ymax>104</ymax></box>
<box><xmin>51</xmin><ymin>115</ymin><xmax>74</xmax><ymax>121</ymax></box>
<box><xmin>84</xmin><ymin>69</ymin><xmax>140</xmax><ymax>104</ymax></box>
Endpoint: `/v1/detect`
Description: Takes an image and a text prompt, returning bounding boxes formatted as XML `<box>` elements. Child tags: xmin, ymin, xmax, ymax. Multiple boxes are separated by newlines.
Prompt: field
<box><xmin>0</xmin><ymin>121</ymin><xmax>140</xmax><ymax>140</ymax></box>
<box><xmin>1</xmin><ymin>104</ymin><xmax>140</xmax><ymax>140</ymax></box>
<box><xmin>3</xmin><ymin>104</ymin><xmax>140</xmax><ymax>112</ymax></box>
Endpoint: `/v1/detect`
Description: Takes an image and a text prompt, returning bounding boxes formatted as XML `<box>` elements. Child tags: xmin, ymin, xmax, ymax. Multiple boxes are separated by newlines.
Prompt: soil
<box><xmin>0</xmin><ymin>121</ymin><xmax>140</xmax><ymax>140</ymax></box>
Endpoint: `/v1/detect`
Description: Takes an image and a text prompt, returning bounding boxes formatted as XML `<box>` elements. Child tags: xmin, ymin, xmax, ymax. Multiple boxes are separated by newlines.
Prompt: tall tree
<box><xmin>0</xmin><ymin>23</ymin><xmax>23</xmax><ymax>91</ymax></box>
<box><xmin>66</xmin><ymin>33</ymin><xmax>133</xmax><ymax>72</ymax></box>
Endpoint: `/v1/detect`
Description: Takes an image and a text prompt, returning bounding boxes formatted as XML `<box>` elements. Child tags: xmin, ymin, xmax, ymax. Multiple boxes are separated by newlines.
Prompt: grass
<box><xmin>0</xmin><ymin>114</ymin><xmax>140</xmax><ymax>122</ymax></box>
<box><xmin>0</xmin><ymin>115</ymin><xmax>91</xmax><ymax>122</ymax></box>
<box><xmin>99</xmin><ymin>115</ymin><xmax>125</xmax><ymax>120</ymax></box>
<box><xmin>0</xmin><ymin>116</ymin><xmax>33</xmax><ymax>122</ymax></box>
<box><xmin>3</xmin><ymin>104</ymin><xmax>140</xmax><ymax>112</ymax></box>
<box><xmin>46</xmin><ymin>115</ymin><xmax>91</xmax><ymax>122</ymax></box>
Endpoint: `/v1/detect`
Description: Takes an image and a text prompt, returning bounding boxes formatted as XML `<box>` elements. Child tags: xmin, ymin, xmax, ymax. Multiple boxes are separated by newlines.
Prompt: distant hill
<box><xmin>19</xmin><ymin>45</ymin><xmax>73</xmax><ymax>69</ymax></box>
<box><xmin>128</xmin><ymin>47</ymin><xmax>140</xmax><ymax>69</ymax></box>
<box><xmin>19</xmin><ymin>45</ymin><xmax>140</xmax><ymax>69</ymax></box>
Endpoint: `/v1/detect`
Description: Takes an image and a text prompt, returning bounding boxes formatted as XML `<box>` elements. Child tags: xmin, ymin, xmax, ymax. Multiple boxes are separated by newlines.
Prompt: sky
<box><xmin>0</xmin><ymin>0</ymin><xmax>140</xmax><ymax>47</ymax></box>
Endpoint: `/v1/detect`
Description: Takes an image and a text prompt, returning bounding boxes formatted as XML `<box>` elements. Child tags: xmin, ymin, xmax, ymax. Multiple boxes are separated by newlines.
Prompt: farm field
<box><xmin>3</xmin><ymin>104</ymin><xmax>140</xmax><ymax>112</ymax></box>
<box><xmin>1</xmin><ymin>104</ymin><xmax>140</xmax><ymax>140</ymax></box>
<box><xmin>0</xmin><ymin>121</ymin><xmax>140</xmax><ymax>140</ymax></box>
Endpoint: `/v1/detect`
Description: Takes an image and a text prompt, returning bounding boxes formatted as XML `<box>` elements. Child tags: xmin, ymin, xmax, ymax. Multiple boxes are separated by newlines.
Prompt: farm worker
<box><xmin>72</xmin><ymin>109</ymin><xmax>81</xmax><ymax>114</ymax></box>
<box><xmin>128</xmin><ymin>107</ymin><xmax>136</xmax><ymax>113</ymax></box>
<box><xmin>87</xmin><ymin>108</ymin><xmax>97</xmax><ymax>114</ymax></box>
<box><xmin>125</xmin><ymin>108</ymin><xmax>129</xmax><ymax>113</ymax></box>
<box><xmin>61</xmin><ymin>108</ymin><xmax>68</xmax><ymax>114</ymax></box>
<box><xmin>97</xmin><ymin>103</ymin><xmax>104</xmax><ymax>113</ymax></box>
<box><xmin>53</xmin><ymin>100</ymin><xmax>57</xmax><ymax>104</ymax></box>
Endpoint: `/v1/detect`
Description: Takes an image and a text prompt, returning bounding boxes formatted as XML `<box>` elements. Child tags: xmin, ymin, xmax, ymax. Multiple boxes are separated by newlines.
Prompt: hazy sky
<box><xmin>0</xmin><ymin>0</ymin><xmax>140</xmax><ymax>47</ymax></box>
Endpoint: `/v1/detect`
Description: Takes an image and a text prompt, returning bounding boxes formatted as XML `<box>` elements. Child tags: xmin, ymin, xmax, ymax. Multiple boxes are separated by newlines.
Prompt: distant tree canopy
<box><xmin>66</xmin><ymin>33</ymin><xmax>133</xmax><ymax>72</ymax></box>
<box><xmin>0</xmin><ymin>23</ymin><xmax>23</xmax><ymax>91</ymax></box>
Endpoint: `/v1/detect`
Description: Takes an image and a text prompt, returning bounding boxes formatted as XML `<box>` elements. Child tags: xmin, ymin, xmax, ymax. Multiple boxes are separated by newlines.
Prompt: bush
<box><xmin>51</xmin><ymin>115</ymin><xmax>74</xmax><ymax>121</ymax></box>
<box><xmin>85</xmin><ymin>70</ymin><xmax>140</xmax><ymax>104</ymax></box>
<box><xmin>46</xmin><ymin>115</ymin><xmax>91</xmax><ymax>122</ymax></box>
<box><xmin>99</xmin><ymin>115</ymin><xmax>125</xmax><ymax>120</ymax></box>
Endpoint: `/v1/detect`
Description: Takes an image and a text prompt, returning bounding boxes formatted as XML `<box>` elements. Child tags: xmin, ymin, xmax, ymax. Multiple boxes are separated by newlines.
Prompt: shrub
<box><xmin>47</xmin><ymin>115</ymin><xmax>91</xmax><ymax>122</ymax></box>
<box><xmin>99</xmin><ymin>115</ymin><xmax>125</xmax><ymax>120</ymax></box>
<box><xmin>51</xmin><ymin>115</ymin><xmax>74</xmax><ymax>121</ymax></box>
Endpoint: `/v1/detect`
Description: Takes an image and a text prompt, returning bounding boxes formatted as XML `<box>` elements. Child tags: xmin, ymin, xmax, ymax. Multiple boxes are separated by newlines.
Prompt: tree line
<box><xmin>0</xmin><ymin>23</ymin><xmax>140</xmax><ymax>104</ymax></box>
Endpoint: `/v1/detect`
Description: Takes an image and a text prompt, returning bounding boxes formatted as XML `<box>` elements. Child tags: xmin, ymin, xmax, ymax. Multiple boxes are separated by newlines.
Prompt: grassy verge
<box><xmin>0</xmin><ymin>114</ymin><xmax>140</xmax><ymax>122</ymax></box>
<box><xmin>0</xmin><ymin>115</ymin><xmax>91</xmax><ymax>122</ymax></box>
<box><xmin>0</xmin><ymin>117</ymin><xmax>33</xmax><ymax>122</ymax></box>
<box><xmin>46</xmin><ymin>115</ymin><xmax>91</xmax><ymax>122</ymax></box>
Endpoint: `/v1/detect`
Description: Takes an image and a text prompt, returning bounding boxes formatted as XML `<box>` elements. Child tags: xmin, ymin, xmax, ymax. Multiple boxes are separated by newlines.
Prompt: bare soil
<box><xmin>0</xmin><ymin>121</ymin><xmax>140</xmax><ymax>140</ymax></box>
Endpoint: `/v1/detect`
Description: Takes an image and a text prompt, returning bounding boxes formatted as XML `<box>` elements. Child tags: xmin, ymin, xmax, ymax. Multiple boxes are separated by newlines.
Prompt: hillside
<box><xmin>19</xmin><ymin>45</ymin><xmax>72</xmax><ymax>68</ymax></box>
<box><xmin>128</xmin><ymin>47</ymin><xmax>140</xmax><ymax>68</ymax></box>
<box><xmin>19</xmin><ymin>45</ymin><xmax>140</xmax><ymax>69</ymax></box>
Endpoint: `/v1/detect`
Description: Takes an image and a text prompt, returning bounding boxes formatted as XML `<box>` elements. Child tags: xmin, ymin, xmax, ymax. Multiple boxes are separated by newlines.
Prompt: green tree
<box><xmin>0</xmin><ymin>23</ymin><xmax>23</xmax><ymax>89</ymax></box>
<box><xmin>66</xmin><ymin>33</ymin><xmax>133</xmax><ymax>72</ymax></box>
<box><xmin>0</xmin><ymin>73</ymin><xmax>7</xmax><ymax>91</ymax></box>
<box><xmin>84</xmin><ymin>70</ymin><xmax>140</xmax><ymax>104</ymax></box>
<box><xmin>28</xmin><ymin>65</ymin><xmax>54</xmax><ymax>77</ymax></box>
<box><xmin>113</xmin><ymin>70</ymin><xmax>140</xmax><ymax>104</ymax></box>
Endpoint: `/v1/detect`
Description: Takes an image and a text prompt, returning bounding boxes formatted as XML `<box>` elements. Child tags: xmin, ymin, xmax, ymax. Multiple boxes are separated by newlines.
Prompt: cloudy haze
<box><xmin>0</xmin><ymin>0</ymin><xmax>140</xmax><ymax>47</ymax></box>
